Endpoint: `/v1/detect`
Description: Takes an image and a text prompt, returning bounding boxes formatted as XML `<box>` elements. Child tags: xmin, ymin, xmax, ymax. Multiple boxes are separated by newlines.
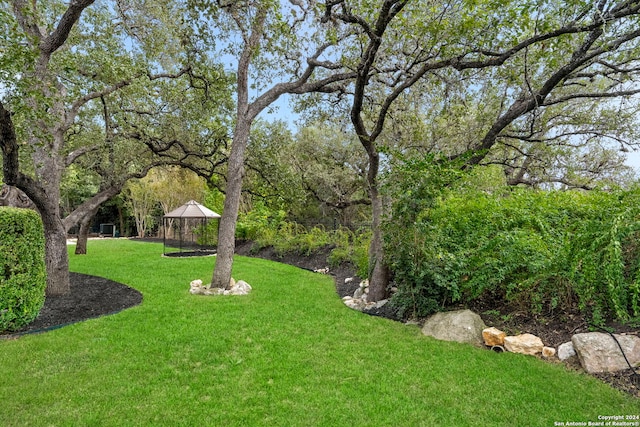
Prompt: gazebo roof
<box><xmin>163</xmin><ymin>200</ymin><xmax>221</xmax><ymax>219</ymax></box>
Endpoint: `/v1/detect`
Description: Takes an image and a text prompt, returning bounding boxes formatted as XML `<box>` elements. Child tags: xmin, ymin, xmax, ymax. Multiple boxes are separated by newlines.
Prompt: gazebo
<box><xmin>162</xmin><ymin>200</ymin><xmax>221</xmax><ymax>256</ymax></box>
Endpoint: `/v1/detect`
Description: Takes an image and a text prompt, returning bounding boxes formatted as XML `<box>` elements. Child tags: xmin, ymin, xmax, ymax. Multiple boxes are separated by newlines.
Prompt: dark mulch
<box><xmin>1</xmin><ymin>272</ymin><xmax>142</xmax><ymax>338</ymax></box>
<box><xmin>2</xmin><ymin>240</ymin><xmax>638</xmax><ymax>399</ymax></box>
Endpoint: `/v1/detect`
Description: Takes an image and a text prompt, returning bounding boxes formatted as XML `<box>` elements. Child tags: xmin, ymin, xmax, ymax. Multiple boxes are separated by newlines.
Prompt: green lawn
<box><xmin>1</xmin><ymin>239</ymin><xmax>638</xmax><ymax>426</ymax></box>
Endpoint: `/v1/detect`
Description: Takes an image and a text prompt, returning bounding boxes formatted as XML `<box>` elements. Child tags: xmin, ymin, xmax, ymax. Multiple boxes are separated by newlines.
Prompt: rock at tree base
<box><xmin>228</xmin><ymin>280</ymin><xmax>252</xmax><ymax>295</ymax></box>
<box><xmin>482</xmin><ymin>327</ymin><xmax>506</xmax><ymax>346</ymax></box>
<box><xmin>572</xmin><ymin>332</ymin><xmax>640</xmax><ymax>374</ymax></box>
<box><xmin>421</xmin><ymin>309</ymin><xmax>486</xmax><ymax>347</ymax></box>
<box><xmin>189</xmin><ymin>278</ymin><xmax>251</xmax><ymax>296</ymax></box>
<box><xmin>503</xmin><ymin>334</ymin><xmax>544</xmax><ymax>355</ymax></box>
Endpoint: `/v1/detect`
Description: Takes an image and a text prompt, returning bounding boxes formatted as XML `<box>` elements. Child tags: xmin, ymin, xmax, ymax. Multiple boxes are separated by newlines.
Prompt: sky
<box><xmin>625</xmin><ymin>151</ymin><xmax>640</xmax><ymax>174</ymax></box>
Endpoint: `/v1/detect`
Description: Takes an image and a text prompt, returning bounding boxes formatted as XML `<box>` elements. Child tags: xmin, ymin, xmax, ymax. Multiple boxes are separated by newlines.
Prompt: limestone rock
<box><xmin>557</xmin><ymin>342</ymin><xmax>576</xmax><ymax>361</ymax></box>
<box><xmin>482</xmin><ymin>327</ymin><xmax>506</xmax><ymax>346</ymax></box>
<box><xmin>342</xmin><ymin>296</ymin><xmax>365</xmax><ymax>310</ymax></box>
<box><xmin>189</xmin><ymin>278</ymin><xmax>251</xmax><ymax>296</ymax></box>
<box><xmin>572</xmin><ymin>332</ymin><xmax>640</xmax><ymax>374</ymax></box>
<box><xmin>190</xmin><ymin>279</ymin><xmax>204</xmax><ymax>294</ymax></box>
<box><xmin>421</xmin><ymin>309</ymin><xmax>487</xmax><ymax>347</ymax></box>
<box><xmin>373</xmin><ymin>299</ymin><xmax>388</xmax><ymax>309</ymax></box>
<box><xmin>503</xmin><ymin>334</ymin><xmax>544</xmax><ymax>355</ymax></box>
<box><xmin>225</xmin><ymin>280</ymin><xmax>252</xmax><ymax>295</ymax></box>
<box><xmin>542</xmin><ymin>346</ymin><xmax>556</xmax><ymax>358</ymax></box>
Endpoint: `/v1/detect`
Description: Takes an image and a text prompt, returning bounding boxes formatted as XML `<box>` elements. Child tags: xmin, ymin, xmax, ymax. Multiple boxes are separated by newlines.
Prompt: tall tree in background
<box><xmin>192</xmin><ymin>0</ymin><xmax>357</xmax><ymax>289</ymax></box>
<box><xmin>147</xmin><ymin>166</ymin><xmax>208</xmax><ymax>238</ymax></box>
<box><xmin>322</xmin><ymin>0</ymin><xmax>640</xmax><ymax>302</ymax></box>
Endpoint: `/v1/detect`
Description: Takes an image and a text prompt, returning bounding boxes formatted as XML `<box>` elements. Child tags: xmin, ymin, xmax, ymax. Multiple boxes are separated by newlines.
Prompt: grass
<box><xmin>1</xmin><ymin>239</ymin><xmax>638</xmax><ymax>426</ymax></box>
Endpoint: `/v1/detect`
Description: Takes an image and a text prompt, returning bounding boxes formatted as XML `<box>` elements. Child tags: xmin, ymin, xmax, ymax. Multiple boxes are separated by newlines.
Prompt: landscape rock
<box><xmin>542</xmin><ymin>346</ymin><xmax>556</xmax><ymax>358</ymax></box>
<box><xmin>353</xmin><ymin>287</ymin><xmax>364</xmax><ymax>299</ymax></box>
<box><xmin>572</xmin><ymin>332</ymin><xmax>640</xmax><ymax>374</ymax></box>
<box><xmin>373</xmin><ymin>299</ymin><xmax>388</xmax><ymax>309</ymax></box>
<box><xmin>557</xmin><ymin>341</ymin><xmax>576</xmax><ymax>361</ymax></box>
<box><xmin>342</xmin><ymin>296</ymin><xmax>365</xmax><ymax>310</ymax></box>
<box><xmin>421</xmin><ymin>309</ymin><xmax>486</xmax><ymax>347</ymax></box>
<box><xmin>482</xmin><ymin>327</ymin><xmax>506</xmax><ymax>346</ymax></box>
<box><xmin>503</xmin><ymin>334</ymin><xmax>544</xmax><ymax>355</ymax></box>
<box><xmin>189</xmin><ymin>278</ymin><xmax>251</xmax><ymax>296</ymax></box>
<box><xmin>225</xmin><ymin>280</ymin><xmax>252</xmax><ymax>295</ymax></box>
<box><xmin>189</xmin><ymin>279</ymin><xmax>205</xmax><ymax>294</ymax></box>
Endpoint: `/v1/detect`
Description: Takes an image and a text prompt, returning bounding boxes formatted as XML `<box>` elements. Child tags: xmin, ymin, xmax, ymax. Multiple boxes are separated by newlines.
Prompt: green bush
<box><xmin>237</xmin><ymin>204</ymin><xmax>372</xmax><ymax>273</ymax></box>
<box><xmin>385</xmin><ymin>181</ymin><xmax>640</xmax><ymax>324</ymax></box>
<box><xmin>236</xmin><ymin>205</ymin><xmax>286</xmax><ymax>245</ymax></box>
<box><xmin>328</xmin><ymin>227</ymin><xmax>371</xmax><ymax>278</ymax></box>
<box><xmin>0</xmin><ymin>207</ymin><xmax>46</xmax><ymax>332</ymax></box>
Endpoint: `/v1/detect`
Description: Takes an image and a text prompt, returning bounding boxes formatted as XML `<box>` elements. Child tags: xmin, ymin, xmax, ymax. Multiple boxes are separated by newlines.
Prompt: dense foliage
<box><xmin>0</xmin><ymin>207</ymin><xmax>46</xmax><ymax>332</ymax></box>
<box><xmin>236</xmin><ymin>205</ymin><xmax>370</xmax><ymax>278</ymax></box>
<box><xmin>385</xmin><ymin>174</ymin><xmax>640</xmax><ymax>325</ymax></box>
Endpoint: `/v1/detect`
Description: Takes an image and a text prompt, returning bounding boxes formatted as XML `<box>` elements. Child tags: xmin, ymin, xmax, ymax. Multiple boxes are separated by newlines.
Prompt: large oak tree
<box><xmin>321</xmin><ymin>0</ymin><xmax>640</xmax><ymax>301</ymax></box>
<box><xmin>0</xmin><ymin>0</ymin><xmax>227</xmax><ymax>294</ymax></box>
<box><xmin>191</xmin><ymin>0</ymin><xmax>357</xmax><ymax>289</ymax></box>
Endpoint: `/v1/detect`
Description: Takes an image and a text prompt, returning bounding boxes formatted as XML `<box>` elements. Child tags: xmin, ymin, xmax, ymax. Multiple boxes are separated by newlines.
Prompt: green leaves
<box><xmin>386</xmin><ymin>180</ymin><xmax>640</xmax><ymax>323</ymax></box>
<box><xmin>0</xmin><ymin>207</ymin><xmax>46</xmax><ymax>332</ymax></box>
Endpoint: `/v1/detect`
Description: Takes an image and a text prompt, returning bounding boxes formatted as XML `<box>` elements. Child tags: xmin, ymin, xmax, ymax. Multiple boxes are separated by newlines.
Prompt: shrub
<box><xmin>237</xmin><ymin>204</ymin><xmax>372</xmax><ymax>274</ymax></box>
<box><xmin>0</xmin><ymin>207</ymin><xmax>46</xmax><ymax>332</ymax></box>
<box><xmin>385</xmin><ymin>183</ymin><xmax>640</xmax><ymax>324</ymax></box>
<box><xmin>328</xmin><ymin>227</ymin><xmax>371</xmax><ymax>278</ymax></box>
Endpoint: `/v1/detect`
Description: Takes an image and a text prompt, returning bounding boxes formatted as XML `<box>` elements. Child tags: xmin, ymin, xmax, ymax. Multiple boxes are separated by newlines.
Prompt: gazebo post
<box><xmin>179</xmin><ymin>218</ymin><xmax>183</xmax><ymax>253</ymax></box>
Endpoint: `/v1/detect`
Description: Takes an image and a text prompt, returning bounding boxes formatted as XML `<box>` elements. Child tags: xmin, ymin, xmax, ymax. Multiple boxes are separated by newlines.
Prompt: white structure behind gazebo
<box><xmin>162</xmin><ymin>200</ymin><xmax>221</xmax><ymax>255</ymax></box>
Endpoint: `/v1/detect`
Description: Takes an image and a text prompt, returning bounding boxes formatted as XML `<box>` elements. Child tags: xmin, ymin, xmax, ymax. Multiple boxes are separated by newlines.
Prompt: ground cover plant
<box><xmin>0</xmin><ymin>239</ymin><xmax>638</xmax><ymax>426</ymax></box>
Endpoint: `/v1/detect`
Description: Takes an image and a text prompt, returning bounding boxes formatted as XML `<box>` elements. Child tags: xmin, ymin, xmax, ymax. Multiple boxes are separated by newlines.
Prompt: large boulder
<box><xmin>421</xmin><ymin>309</ymin><xmax>486</xmax><ymax>347</ymax></box>
<box><xmin>572</xmin><ymin>332</ymin><xmax>640</xmax><ymax>374</ymax></box>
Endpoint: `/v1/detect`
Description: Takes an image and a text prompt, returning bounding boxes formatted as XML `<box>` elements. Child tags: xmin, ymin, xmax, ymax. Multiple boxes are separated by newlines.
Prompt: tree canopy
<box><xmin>1</xmin><ymin>0</ymin><xmax>640</xmax><ymax>300</ymax></box>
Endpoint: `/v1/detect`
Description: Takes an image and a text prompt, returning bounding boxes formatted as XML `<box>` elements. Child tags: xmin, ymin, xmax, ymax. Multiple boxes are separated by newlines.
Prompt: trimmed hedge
<box><xmin>0</xmin><ymin>207</ymin><xmax>46</xmax><ymax>333</ymax></box>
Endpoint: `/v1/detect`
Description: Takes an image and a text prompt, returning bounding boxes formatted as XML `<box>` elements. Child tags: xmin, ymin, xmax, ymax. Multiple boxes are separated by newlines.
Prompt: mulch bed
<box><xmin>1</xmin><ymin>273</ymin><xmax>142</xmax><ymax>338</ymax></box>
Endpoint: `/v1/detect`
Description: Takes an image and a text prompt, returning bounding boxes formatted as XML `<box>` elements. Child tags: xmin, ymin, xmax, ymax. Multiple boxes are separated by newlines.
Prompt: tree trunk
<box><xmin>75</xmin><ymin>221</ymin><xmax>89</xmax><ymax>254</ymax></box>
<box><xmin>117</xmin><ymin>204</ymin><xmax>125</xmax><ymax>237</ymax></box>
<box><xmin>41</xmin><ymin>210</ymin><xmax>71</xmax><ymax>296</ymax></box>
<box><xmin>366</xmin><ymin>178</ymin><xmax>390</xmax><ymax>302</ymax></box>
<box><xmin>74</xmin><ymin>208</ymin><xmax>97</xmax><ymax>255</ymax></box>
<box><xmin>212</xmin><ymin>120</ymin><xmax>251</xmax><ymax>289</ymax></box>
